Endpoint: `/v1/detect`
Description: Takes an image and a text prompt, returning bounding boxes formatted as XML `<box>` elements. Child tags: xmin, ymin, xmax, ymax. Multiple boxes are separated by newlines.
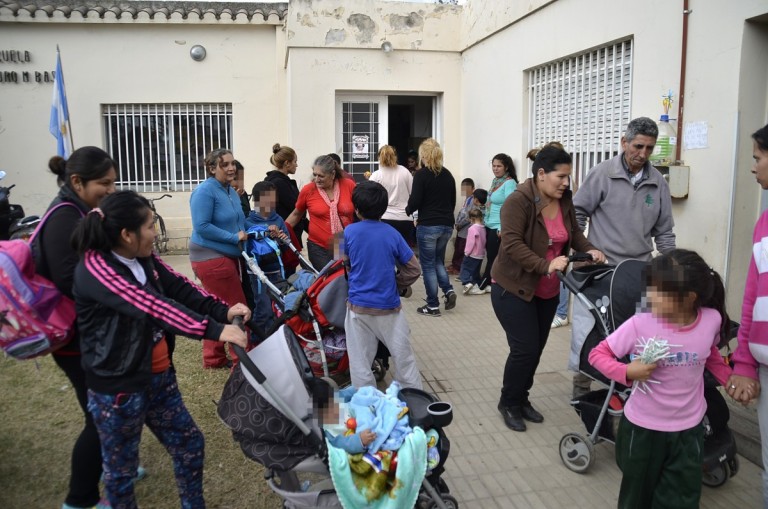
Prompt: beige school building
<box><xmin>1</xmin><ymin>0</ymin><xmax>767</xmax><ymax>314</ymax></box>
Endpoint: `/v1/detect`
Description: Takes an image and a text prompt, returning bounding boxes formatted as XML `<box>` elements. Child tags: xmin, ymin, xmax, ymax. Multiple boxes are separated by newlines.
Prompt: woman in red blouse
<box><xmin>286</xmin><ymin>155</ymin><xmax>356</xmax><ymax>269</ymax></box>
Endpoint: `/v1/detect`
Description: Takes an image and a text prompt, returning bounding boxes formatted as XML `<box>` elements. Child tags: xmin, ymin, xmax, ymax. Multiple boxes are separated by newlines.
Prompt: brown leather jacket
<box><xmin>490</xmin><ymin>178</ymin><xmax>595</xmax><ymax>302</ymax></box>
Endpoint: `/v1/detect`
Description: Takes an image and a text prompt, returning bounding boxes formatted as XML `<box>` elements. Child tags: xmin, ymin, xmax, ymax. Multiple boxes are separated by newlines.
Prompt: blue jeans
<box><xmin>416</xmin><ymin>225</ymin><xmax>454</xmax><ymax>308</ymax></box>
<box><xmin>556</xmin><ymin>281</ymin><xmax>569</xmax><ymax>318</ymax></box>
<box><xmin>459</xmin><ymin>256</ymin><xmax>482</xmax><ymax>286</ymax></box>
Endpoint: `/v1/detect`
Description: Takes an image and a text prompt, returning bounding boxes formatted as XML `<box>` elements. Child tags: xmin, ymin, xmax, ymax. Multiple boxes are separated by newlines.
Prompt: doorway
<box><xmin>336</xmin><ymin>94</ymin><xmax>436</xmax><ymax>181</ymax></box>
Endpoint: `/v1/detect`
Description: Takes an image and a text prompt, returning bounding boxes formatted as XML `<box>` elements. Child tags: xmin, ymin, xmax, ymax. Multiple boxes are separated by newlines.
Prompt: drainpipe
<box><xmin>675</xmin><ymin>0</ymin><xmax>691</xmax><ymax>163</ymax></box>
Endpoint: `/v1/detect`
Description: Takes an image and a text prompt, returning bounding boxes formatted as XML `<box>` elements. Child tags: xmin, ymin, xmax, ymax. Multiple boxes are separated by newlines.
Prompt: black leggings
<box><xmin>479</xmin><ymin>227</ymin><xmax>500</xmax><ymax>289</ymax></box>
<box><xmin>382</xmin><ymin>219</ymin><xmax>414</xmax><ymax>246</ymax></box>
<box><xmin>491</xmin><ymin>284</ymin><xmax>559</xmax><ymax>407</ymax></box>
<box><xmin>53</xmin><ymin>353</ymin><xmax>103</xmax><ymax>507</ymax></box>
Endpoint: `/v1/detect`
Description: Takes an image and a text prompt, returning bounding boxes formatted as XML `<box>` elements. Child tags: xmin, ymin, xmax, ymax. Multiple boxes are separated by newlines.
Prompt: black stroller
<box><xmin>217</xmin><ymin>320</ymin><xmax>457</xmax><ymax>508</ymax></box>
<box><xmin>558</xmin><ymin>256</ymin><xmax>739</xmax><ymax>487</ymax></box>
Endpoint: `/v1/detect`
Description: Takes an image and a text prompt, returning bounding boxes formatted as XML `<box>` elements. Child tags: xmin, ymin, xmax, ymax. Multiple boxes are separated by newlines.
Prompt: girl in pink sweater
<box><xmin>728</xmin><ymin>123</ymin><xmax>768</xmax><ymax>504</ymax></box>
<box><xmin>589</xmin><ymin>249</ymin><xmax>731</xmax><ymax>509</ymax></box>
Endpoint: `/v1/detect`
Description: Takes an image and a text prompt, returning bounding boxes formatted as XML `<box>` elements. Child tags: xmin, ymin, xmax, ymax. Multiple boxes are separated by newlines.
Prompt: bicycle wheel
<box><xmin>153</xmin><ymin>214</ymin><xmax>169</xmax><ymax>254</ymax></box>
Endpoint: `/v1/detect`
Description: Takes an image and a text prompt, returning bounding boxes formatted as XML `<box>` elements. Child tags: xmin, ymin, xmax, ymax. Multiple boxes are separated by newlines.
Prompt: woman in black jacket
<box><xmin>265</xmin><ymin>143</ymin><xmax>307</xmax><ymax>246</ymax></box>
<box><xmin>34</xmin><ymin>147</ymin><xmax>118</xmax><ymax>509</ymax></box>
<box><xmin>72</xmin><ymin>190</ymin><xmax>249</xmax><ymax>509</ymax></box>
<box><xmin>405</xmin><ymin>138</ymin><xmax>457</xmax><ymax>317</ymax></box>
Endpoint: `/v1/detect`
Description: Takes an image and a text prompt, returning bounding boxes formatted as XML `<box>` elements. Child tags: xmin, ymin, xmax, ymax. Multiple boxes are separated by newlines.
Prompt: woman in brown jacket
<box><xmin>490</xmin><ymin>145</ymin><xmax>605</xmax><ymax>432</ymax></box>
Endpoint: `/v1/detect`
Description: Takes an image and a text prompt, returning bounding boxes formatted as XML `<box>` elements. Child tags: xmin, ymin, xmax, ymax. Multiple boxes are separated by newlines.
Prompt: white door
<box><xmin>336</xmin><ymin>95</ymin><xmax>388</xmax><ymax>180</ymax></box>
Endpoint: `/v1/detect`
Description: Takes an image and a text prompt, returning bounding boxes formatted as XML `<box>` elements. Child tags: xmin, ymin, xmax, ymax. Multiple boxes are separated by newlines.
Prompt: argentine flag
<box><xmin>50</xmin><ymin>48</ymin><xmax>73</xmax><ymax>158</ymax></box>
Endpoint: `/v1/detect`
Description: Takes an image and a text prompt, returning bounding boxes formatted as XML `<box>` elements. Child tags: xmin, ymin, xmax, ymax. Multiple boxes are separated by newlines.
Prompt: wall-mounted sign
<box><xmin>352</xmin><ymin>134</ymin><xmax>369</xmax><ymax>160</ymax></box>
<box><xmin>0</xmin><ymin>50</ymin><xmax>55</xmax><ymax>84</ymax></box>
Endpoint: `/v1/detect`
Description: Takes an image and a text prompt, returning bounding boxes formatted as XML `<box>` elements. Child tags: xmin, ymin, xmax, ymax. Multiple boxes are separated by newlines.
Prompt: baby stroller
<box><xmin>241</xmin><ymin>229</ymin><xmax>390</xmax><ymax>384</ymax></box>
<box><xmin>217</xmin><ymin>320</ymin><xmax>458</xmax><ymax>508</ymax></box>
<box><xmin>558</xmin><ymin>255</ymin><xmax>739</xmax><ymax>487</ymax></box>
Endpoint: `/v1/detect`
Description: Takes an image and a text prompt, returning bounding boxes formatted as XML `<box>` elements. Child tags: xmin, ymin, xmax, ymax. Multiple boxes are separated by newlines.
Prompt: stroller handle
<box><xmin>556</xmin><ymin>252</ymin><xmax>599</xmax><ymax>295</ymax></box>
<box><xmin>231</xmin><ymin>316</ymin><xmax>266</xmax><ymax>385</ymax></box>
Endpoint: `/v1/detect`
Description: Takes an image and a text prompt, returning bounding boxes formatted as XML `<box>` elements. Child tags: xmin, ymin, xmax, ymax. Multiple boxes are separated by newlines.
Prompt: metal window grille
<box><xmin>528</xmin><ymin>39</ymin><xmax>633</xmax><ymax>187</ymax></box>
<box><xmin>342</xmin><ymin>101</ymin><xmax>379</xmax><ymax>181</ymax></box>
<box><xmin>102</xmin><ymin>103</ymin><xmax>233</xmax><ymax>192</ymax></box>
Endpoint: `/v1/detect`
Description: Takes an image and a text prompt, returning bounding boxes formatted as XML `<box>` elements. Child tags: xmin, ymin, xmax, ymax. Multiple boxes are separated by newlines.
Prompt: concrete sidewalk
<box><xmin>165</xmin><ymin>255</ymin><xmax>763</xmax><ymax>508</ymax></box>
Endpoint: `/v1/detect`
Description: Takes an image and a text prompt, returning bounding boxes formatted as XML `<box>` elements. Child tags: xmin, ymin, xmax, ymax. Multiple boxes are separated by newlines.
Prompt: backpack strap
<box><xmin>28</xmin><ymin>201</ymin><xmax>85</xmax><ymax>245</ymax></box>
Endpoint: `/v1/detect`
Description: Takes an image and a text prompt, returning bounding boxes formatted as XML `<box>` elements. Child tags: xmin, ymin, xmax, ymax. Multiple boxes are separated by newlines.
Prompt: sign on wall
<box><xmin>0</xmin><ymin>50</ymin><xmax>55</xmax><ymax>84</ymax></box>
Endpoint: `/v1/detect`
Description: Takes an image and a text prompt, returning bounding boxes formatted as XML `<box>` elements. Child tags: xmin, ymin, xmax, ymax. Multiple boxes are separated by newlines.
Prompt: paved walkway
<box><xmin>165</xmin><ymin>255</ymin><xmax>763</xmax><ymax>508</ymax></box>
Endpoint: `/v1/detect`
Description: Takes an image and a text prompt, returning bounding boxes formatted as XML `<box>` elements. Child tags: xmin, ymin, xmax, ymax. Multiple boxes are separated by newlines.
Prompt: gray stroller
<box><xmin>217</xmin><ymin>322</ymin><xmax>458</xmax><ymax>508</ymax></box>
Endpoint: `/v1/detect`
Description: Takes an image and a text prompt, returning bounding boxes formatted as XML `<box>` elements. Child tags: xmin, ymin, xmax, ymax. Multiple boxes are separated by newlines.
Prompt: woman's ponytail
<box><xmin>72</xmin><ymin>190</ymin><xmax>151</xmax><ymax>255</ymax></box>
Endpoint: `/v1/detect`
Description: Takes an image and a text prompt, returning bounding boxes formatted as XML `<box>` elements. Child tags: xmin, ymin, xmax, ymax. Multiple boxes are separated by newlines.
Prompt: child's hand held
<box><xmin>626</xmin><ymin>359</ymin><xmax>657</xmax><ymax>382</ymax></box>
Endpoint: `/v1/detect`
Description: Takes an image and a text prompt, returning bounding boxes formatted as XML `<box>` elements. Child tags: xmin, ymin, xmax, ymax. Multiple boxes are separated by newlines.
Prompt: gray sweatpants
<box><xmin>345</xmin><ymin>309</ymin><xmax>423</xmax><ymax>390</ymax></box>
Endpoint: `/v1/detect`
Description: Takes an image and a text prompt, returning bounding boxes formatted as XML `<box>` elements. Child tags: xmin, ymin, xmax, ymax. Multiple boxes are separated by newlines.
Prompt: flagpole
<box><xmin>57</xmin><ymin>45</ymin><xmax>74</xmax><ymax>152</ymax></box>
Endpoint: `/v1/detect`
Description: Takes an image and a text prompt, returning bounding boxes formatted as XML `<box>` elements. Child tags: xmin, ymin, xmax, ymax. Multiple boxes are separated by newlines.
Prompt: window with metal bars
<box><xmin>342</xmin><ymin>101</ymin><xmax>379</xmax><ymax>181</ymax></box>
<box><xmin>527</xmin><ymin>39</ymin><xmax>633</xmax><ymax>187</ymax></box>
<box><xmin>102</xmin><ymin>103</ymin><xmax>233</xmax><ymax>192</ymax></box>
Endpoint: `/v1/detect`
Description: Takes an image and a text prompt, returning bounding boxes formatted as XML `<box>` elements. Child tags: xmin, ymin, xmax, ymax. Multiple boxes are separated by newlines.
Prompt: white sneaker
<box><xmin>551</xmin><ymin>316</ymin><xmax>569</xmax><ymax>328</ymax></box>
<box><xmin>468</xmin><ymin>284</ymin><xmax>488</xmax><ymax>295</ymax></box>
<box><xmin>462</xmin><ymin>283</ymin><xmax>473</xmax><ymax>294</ymax></box>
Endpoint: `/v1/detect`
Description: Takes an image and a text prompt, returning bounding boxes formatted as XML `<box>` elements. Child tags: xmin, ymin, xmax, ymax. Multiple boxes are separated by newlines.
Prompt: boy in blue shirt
<box><xmin>344</xmin><ymin>181</ymin><xmax>423</xmax><ymax>389</ymax></box>
<box><xmin>245</xmin><ymin>181</ymin><xmax>289</xmax><ymax>334</ymax></box>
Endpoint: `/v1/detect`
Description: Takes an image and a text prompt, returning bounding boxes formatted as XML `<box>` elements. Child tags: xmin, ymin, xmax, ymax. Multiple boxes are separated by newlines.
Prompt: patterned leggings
<box><xmin>87</xmin><ymin>369</ymin><xmax>205</xmax><ymax>509</ymax></box>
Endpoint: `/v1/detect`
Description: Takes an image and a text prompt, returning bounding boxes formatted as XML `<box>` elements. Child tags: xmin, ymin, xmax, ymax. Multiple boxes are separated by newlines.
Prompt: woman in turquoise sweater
<box><xmin>474</xmin><ymin>153</ymin><xmax>517</xmax><ymax>293</ymax></box>
<box><xmin>189</xmin><ymin>148</ymin><xmax>248</xmax><ymax>368</ymax></box>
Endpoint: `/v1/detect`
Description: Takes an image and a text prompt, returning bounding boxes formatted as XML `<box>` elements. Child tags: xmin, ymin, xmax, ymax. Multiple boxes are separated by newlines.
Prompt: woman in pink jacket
<box><xmin>729</xmin><ymin>123</ymin><xmax>768</xmax><ymax>504</ymax></box>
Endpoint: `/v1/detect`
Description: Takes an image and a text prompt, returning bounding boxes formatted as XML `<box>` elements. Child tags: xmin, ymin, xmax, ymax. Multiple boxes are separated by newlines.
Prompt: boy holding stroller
<box><xmin>245</xmin><ymin>181</ymin><xmax>290</xmax><ymax>334</ymax></box>
<box><xmin>344</xmin><ymin>180</ymin><xmax>423</xmax><ymax>389</ymax></box>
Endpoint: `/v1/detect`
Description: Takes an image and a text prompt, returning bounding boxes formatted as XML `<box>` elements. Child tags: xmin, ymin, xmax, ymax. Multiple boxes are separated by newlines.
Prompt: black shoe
<box><xmin>399</xmin><ymin>286</ymin><xmax>413</xmax><ymax>298</ymax></box>
<box><xmin>498</xmin><ymin>403</ymin><xmax>526</xmax><ymax>432</ymax></box>
<box><xmin>416</xmin><ymin>305</ymin><xmax>441</xmax><ymax>317</ymax></box>
<box><xmin>444</xmin><ymin>290</ymin><xmax>457</xmax><ymax>310</ymax></box>
<box><xmin>521</xmin><ymin>404</ymin><xmax>544</xmax><ymax>423</ymax></box>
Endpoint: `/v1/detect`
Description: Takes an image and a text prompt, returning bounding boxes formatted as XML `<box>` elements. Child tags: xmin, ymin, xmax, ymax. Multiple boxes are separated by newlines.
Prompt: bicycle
<box><xmin>148</xmin><ymin>194</ymin><xmax>171</xmax><ymax>254</ymax></box>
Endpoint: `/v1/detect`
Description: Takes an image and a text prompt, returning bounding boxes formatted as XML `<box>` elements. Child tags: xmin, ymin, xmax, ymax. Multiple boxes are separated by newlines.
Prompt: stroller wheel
<box><xmin>372</xmin><ymin>359</ymin><xmax>387</xmax><ymax>382</ymax></box>
<box><xmin>426</xmin><ymin>494</ymin><xmax>459</xmax><ymax>509</ymax></box>
<box><xmin>702</xmin><ymin>462</ymin><xmax>730</xmax><ymax>488</ymax></box>
<box><xmin>559</xmin><ymin>433</ymin><xmax>595</xmax><ymax>473</ymax></box>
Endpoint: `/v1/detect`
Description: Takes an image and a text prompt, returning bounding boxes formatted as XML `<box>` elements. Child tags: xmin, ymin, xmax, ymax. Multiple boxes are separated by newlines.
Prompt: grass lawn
<box><xmin>0</xmin><ymin>339</ymin><xmax>282</xmax><ymax>509</ymax></box>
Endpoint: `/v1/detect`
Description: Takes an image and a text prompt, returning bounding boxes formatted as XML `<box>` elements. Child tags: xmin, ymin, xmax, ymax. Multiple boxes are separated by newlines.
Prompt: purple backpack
<box><xmin>0</xmin><ymin>203</ymin><xmax>81</xmax><ymax>359</ymax></box>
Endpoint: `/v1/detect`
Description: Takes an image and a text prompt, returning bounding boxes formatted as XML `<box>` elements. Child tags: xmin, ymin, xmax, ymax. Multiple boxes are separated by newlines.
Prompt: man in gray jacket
<box><xmin>570</xmin><ymin>116</ymin><xmax>676</xmax><ymax>397</ymax></box>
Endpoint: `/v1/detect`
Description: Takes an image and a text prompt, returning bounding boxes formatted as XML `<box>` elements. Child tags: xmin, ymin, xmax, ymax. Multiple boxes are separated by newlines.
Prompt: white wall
<box><xmin>0</xmin><ymin>21</ymin><xmax>282</xmax><ymax>246</ymax></box>
<box><xmin>461</xmin><ymin>0</ymin><xmax>768</xmax><ymax>316</ymax></box>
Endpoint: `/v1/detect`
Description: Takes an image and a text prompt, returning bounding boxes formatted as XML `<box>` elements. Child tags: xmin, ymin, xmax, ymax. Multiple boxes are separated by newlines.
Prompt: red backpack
<box><xmin>0</xmin><ymin>203</ymin><xmax>81</xmax><ymax>359</ymax></box>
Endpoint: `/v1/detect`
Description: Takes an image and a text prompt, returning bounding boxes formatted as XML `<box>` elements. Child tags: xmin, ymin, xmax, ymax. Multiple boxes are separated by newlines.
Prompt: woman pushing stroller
<box><xmin>589</xmin><ymin>249</ymin><xmax>732</xmax><ymax>509</ymax></box>
<box><xmin>72</xmin><ymin>190</ymin><xmax>249</xmax><ymax>509</ymax></box>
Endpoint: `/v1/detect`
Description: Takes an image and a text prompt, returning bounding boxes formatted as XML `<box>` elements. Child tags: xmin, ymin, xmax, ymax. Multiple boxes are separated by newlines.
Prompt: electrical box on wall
<box><xmin>656</xmin><ymin>165</ymin><xmax>690</xmax><ymax>199</ymax></box>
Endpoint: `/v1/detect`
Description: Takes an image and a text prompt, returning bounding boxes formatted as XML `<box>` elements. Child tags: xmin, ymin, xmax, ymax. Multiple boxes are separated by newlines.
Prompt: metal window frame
<box><xmin>527</xmin><ymin>39</ymin><xmax>633</xmax><ymax>187</ymax></box>
<box><xmin>102</xmin><ymin>103</ymin><xmax>233</xmax><ymax>192</ymax></box>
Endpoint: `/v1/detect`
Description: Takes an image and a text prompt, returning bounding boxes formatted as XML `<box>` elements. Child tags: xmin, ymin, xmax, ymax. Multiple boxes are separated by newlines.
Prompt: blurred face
<box><xmin>312</xmin><ymin>166</ymin><xmax>333</xmax><ymax>190</ymax></box>
<box><xmin>491</xmin><ymin>159</ymin><xmax>507</xmax><ymax>178</ymax></box>
<box><xmin>647</xmin><ymin>286</ymin><xmax>695</xmax><ymax>324</ymax></box>
<box><xmin>752</xmin><ymin>140</ymin><xmax>768</xmax><ymax>190</ymax></box>
<box><xmin>118</xmin><ymin>209</ymin><xmax>155</xmax><ymax>258</ymax></box>
<box><xmin>461</xmin><ymin>184</ymin><xmax>474</xmax><ymax>197</ymax></box>
<box><xmin>256</xmin><ymin>190</ymin><xmax>277</xmax><ymax>214</ymax></box>
<box><xmin>73</xmin><ymin>167</ymin><xmax>117</xmax><ymax>209</ymax></box>
<box><xmin>406</xmin><ymin>156</ymin><xmax>418</xmax><ymax>171</ymax></box>
<box><xmin>536</xmin><ymin>163</ymin><xmax>572</xmax><ymax>201</ymax></box>
<box><xmin>621</xmin><ymin>134</ymin><xmax>656</xmax><ymax>173</ymax></box>
<box><xmin>212</xmin><ymin>153</ymin><xmax>236</xmax><ymax>185</ymax></box>
<box><xmin>233</xmin><ymin>169</ymin><xmax>244</xmax><ymax>192</ymax></box>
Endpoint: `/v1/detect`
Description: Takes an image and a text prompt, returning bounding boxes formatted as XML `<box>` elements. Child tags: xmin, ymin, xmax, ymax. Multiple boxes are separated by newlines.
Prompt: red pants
<box><xmin>191</xmin><ymin>256</ymin><xmax>247</xmax><ymax>368</ymax></box>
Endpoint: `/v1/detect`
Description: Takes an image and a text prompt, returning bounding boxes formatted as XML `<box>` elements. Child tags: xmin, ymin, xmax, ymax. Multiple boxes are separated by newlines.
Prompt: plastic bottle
<box><xmin>649</xmin><ymin>114</ymin><xmax>677</xmax><ymax>166</ymax></box>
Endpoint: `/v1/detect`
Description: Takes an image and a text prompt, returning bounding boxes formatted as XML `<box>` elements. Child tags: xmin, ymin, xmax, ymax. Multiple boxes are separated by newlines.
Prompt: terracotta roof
<box><xmin>0</xmin><ymin>0</ymin><xmax>287</xmax><ymax>22</ymax></box>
